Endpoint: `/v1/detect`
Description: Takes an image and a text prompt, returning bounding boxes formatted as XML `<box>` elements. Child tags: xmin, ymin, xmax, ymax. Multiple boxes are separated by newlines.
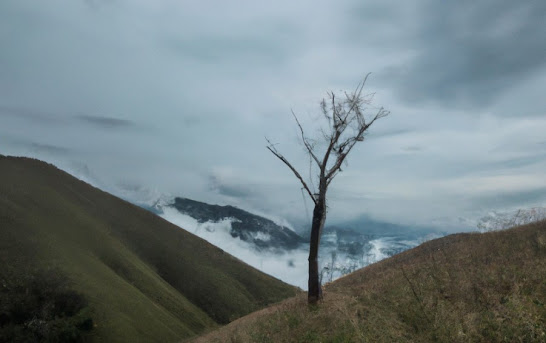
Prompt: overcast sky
<box><xmin>1</xmin><ymin>0</ymin><xmax>545</xmax><ymax>230</ymax></box>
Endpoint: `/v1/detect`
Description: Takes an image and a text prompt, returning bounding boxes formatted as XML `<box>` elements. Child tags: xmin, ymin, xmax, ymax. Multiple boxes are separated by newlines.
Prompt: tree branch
<box><xmin>266</xmin><ymin>139</ymin><xmax>317</xmax><ymax>206</ymax></box>
<box><xmin>291</xmin><ymin>110</ymin><xmax>322</xmax><ymax>168</ymax></box>
<box><xmin>267</xmin><ymin>75</ymin><xmax>389</xmax><ymax>204</ymax></box>
<box><xmin>326</xmin><ymin>105</ymin><xmax>389</xmax><ymax>180</ymax></box>
<box><xmin>344</xmin><ymin>73</ymin><xmax>370</xmax><ymax>119</ymax></box>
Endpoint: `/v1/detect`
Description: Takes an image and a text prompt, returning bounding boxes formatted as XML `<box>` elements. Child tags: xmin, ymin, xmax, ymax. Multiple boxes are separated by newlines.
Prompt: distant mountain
<box><xmin>330</xmin><ymin>214</ymin><xmax>446</xmax><ymax>238</ymax></box>
<box><xmin>167</xmin><ymin>197</ymin><xmax>305</xmax><ymax>250</ymax></box>
<box><xmin>0</xmin><ymin>156</ymin><xmax>298</xmax><ymax>343</ymax></box>
<box><xmin>150</xmin><ymin>197</ymin><xmax>445</xmax><ymax>287</ymax></box>
<box><xmin>316</xmin><ymin>222</ymin><xmax>445</xmax><ymax>283</ymax></box>
<box><xmin>477</xmin><ymin>207</ymin><xmax>546</xmax><ymax>231</ymax></box>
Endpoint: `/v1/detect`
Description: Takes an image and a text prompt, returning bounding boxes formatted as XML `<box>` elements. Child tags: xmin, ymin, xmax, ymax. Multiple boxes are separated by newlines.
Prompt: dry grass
<box><xmin>191</xmin><ymin>220</ymin><xmax>546</xmax><ymax>342</ymax></box>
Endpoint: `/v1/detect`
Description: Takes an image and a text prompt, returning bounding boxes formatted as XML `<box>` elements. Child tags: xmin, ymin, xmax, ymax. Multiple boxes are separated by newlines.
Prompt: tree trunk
<box><xmin>308</xmin><ymin>194</ymin><xmax>326</xmax><ymax>304</ymax></box>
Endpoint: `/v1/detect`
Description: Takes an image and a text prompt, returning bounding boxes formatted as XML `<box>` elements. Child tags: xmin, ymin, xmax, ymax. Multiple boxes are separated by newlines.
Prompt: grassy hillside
<box><xmin>0</xmin><ymin>155</ymin><xmax>298</xmax><ymax>342</ymax></box>
<box><xmin>193</xmin><ymin>220</ymin><xmax>546</xmax><ymax>342</ymax></box>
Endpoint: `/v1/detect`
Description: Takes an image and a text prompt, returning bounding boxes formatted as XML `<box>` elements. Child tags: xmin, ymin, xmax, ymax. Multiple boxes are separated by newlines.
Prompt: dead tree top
<box><xmin>266</xmin><ymin>74</ymin><xmax>389</xmax><ymax>205</ymax></box>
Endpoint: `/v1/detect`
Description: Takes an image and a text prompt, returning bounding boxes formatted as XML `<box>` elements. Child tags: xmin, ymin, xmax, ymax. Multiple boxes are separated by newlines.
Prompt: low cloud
<box><xmin>0</xmin><ymin>105</ymin><xmax>62</xmax><ymax>124</ymax></box>
<box><xmin>29</xmin><ymin>142</ymin><xmax>71</xmax><ymax>155</ymax></box>
<box><xmin>468</xmin><ymin>187</ymin><xmax>546</xmax><ymax>212</ymax></box>
<box><xmin>208</xmin><ymin>172</ymin><xmax>256</xmax><ymax>199</ymax></box>
<box><xmin>76</xmin><ymin>115</ymin><xmax>134</xmax><ymax>129</ymax></box>
<box><xmin>401</xmin><ymin>145</ymin><xmax>423</xmax><ymax>153</ymax></box>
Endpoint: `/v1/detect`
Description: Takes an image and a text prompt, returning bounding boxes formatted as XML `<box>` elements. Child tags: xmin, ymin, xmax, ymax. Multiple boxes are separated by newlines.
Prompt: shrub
<box><xmin>0</xmin><ymin>266</ymin><xmax>93</xmax><ymax>342</ymax></box>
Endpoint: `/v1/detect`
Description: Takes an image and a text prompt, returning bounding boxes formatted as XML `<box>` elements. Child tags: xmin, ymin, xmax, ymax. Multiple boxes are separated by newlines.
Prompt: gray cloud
<box><xmin>29</xmin><ymin>142</ymin><xmax>71</xmax><ymax>155</ymax></box>
<box><xmin>208</xmin><ymin>174</ymin><xmax>255</xmax><ymax>199</ymax></box>
<box><xmin>213</xmin><ymin>184</ymin><xmax>254</xmax><ymax>199</ymax></box>
<box><xmin>76</xmin><ymin>115</ymin><xmax>134</xmax><ymax>129</ymax></box>
<box><xmin>0</xmin><ymin>136</ymin><xmax>71</xmax><ymax>156</ymax></box>
<box><xmin>83</xmin><ymin>0</ymin><xmax>112</xmax><ymax>10</ymax></box>
<box><xmin>401</xmin><ymin>145</ymin><xmax>423</xmax><ymax>153</ymax></box>
<box><xmin>468</xmin><ymin>187</ymin><xmax>546</xmax><ymax>211</ymax></box>
<box><xmin>486</xmin><ymin>154</ymin><xmax>546</xmax><ymax>171</ymax></box>
<box><xmin>1</xmin><ymin>0</ymin><xmax>545</xmax><ymax>230</ymax></box>
<box><xmin>0</xmin><ymin>106</ymin><xmax>134</xmax><ymax>130</ymax></box>
<box><xmin>164</xmin><ymin>34</ymin><xmax>290</xmax><ymax>65</ymax></box>
<box><xmin>387</xmin><ymin>0</ymin><xmax>546</xmax><ymax>110</ymax></box>
<box><xmin>0</xmin><ymin>105</ymin><xmax>62</xmax><ymax>124</ymax></box>
<box><xmin>371</xmin><ymin>128</ymin><xmax>414</xmax><ymax>137</ymax></box>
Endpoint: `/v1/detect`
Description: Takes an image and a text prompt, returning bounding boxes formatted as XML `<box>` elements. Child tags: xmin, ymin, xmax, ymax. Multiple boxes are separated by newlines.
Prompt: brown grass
<box><xmin>191</xmin><ymin>220</ymin><xmax>546</xmax><ymax>342</ymax></box>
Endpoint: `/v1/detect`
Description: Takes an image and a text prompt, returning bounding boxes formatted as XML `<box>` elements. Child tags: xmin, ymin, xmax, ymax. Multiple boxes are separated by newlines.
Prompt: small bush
<box><xmin>0</xmin><ymin>266</ymin><xmax>93</xmax><ymax>342</ymax></box>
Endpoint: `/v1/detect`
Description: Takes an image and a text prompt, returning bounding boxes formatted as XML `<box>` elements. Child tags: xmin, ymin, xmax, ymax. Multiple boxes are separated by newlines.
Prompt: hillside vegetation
<box><xmin>193</xmin><ymin>220</ymin><xmax>546</xmax><ymax>342</ymax></box>
<box><xmin>0</xmin><ymin>155</ymin><xmax>298</xmax><ymax>342</ymax></box>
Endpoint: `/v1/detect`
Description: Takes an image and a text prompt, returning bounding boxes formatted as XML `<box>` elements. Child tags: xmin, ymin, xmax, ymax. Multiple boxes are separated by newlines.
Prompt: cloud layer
<box><xmin>1</xmin><ymin>0</ymin><xmax>544</xmax><ymax>229</ymax></box>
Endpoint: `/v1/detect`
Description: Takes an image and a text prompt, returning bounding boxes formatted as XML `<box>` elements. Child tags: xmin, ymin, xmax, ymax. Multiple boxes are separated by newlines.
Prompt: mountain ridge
<box><xmin>169</xmin><ymin>197</ymin><xmax>306</xmax><ymax>250</ymax></box>
<box><xmin>0</xmin><ymin>155</ymin><xmax>298</xmax><ymax>342</ymax></box>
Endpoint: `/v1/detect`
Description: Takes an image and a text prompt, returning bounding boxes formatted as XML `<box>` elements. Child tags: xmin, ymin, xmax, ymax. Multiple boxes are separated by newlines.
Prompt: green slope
<box><xmin>194</xmin><ymin>220</ymin><xmax>546</xmax><ymax>342</ymax></box>
<box><xmin>0</xmin><ymin>155</ymin><xmax>298</xmax><ymax>342</ymax></box>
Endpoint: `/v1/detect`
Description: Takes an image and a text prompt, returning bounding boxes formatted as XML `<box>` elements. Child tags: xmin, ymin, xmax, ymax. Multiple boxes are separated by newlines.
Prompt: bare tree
<box><xmin>267</xmin><ymin>75</ymin><xmax>389</xmax><ymax>304</ymax></box>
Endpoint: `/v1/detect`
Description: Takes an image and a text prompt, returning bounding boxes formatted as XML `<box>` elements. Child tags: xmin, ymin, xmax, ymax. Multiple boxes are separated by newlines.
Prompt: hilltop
<box><xmin>193</xmin><ymin>220</ymin><xmax>546</xmax><ymax>342</ymax></box>
<box><xmin>0</xmin><ymin>155</ymin><xmax>298</xmax><ymax>342</ymax></box>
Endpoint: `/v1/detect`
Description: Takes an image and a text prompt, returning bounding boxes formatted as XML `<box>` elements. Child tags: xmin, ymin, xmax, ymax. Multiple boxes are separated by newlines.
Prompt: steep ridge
<box><xmin>169</xmin><ymin>197</ymin><xmax>305</xmax><ymax>250</ymax></box>
<box><xmin>193</xmin><ymin>220</ymin><xmax>546</xmax><ymax>342</ymax></box>
<box><xmin>0</xmin><ymin>156</ymin><xmax>298</xmax><ymax>342</ymax></box>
